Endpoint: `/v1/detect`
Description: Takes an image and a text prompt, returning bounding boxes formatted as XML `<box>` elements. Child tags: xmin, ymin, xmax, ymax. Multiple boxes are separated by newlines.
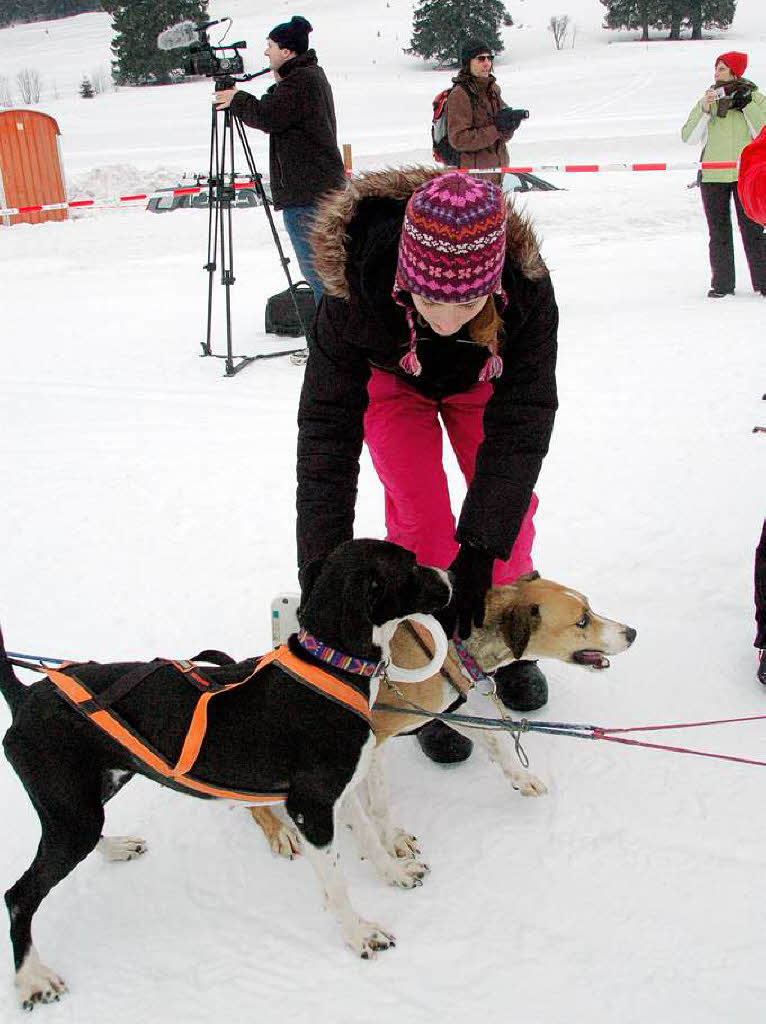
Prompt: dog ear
<box><xmin>503</xmin><ymin>603</ymin><xmax>541</xmax><ymax>659</ymax></box>
<box><xmin>297</xmin><ymin>558</ymin><xmax>325</xmax><ymax>621</ymax></box>
<box><xmin>339</xmin><ymin>572</ymin><xmax>376</xmax><ymax>647</ymax></box>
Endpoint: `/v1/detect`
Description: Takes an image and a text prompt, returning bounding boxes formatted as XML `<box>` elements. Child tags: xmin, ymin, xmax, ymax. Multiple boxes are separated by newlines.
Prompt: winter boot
<box><xmin>494</xmin><ymin>660</ymin><xmax>549</xmax><ymax>712</ymax></box>
<box><xmin>758</xmin><ymin>650</ymin><xmax>766</xmax><ymax>686</ymax></box>
<box><xmin>416</xmin><ymin>720</ymin><xmax>473</xmax><ymax>764</ymax></box>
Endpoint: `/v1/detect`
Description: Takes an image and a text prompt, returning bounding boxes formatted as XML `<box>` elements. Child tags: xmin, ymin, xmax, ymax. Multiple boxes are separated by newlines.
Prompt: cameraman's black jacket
<box><xmin>296</xmin><ymin>167</ymin><xmax>558</xmax><ymax>571</ymax></box>
<box><xmin>229</xmin><ymin>50</ymin><xmax>345</xmax><ymax>210</ymax></box>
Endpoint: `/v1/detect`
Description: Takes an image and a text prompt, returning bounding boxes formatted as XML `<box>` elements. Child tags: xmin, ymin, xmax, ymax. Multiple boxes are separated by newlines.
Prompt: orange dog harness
<box><xmin>41</xmin><ymin>646</ymin><xmax>373</xmax><ymax>805</ymax></box>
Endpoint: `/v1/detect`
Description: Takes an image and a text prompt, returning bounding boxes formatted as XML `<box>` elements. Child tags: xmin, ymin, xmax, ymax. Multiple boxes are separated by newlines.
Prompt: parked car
<box><xmin>502</xmin><ymin>170</ymin><xmax>561</xmax><ymax>193</ymax></box>
<box><xmin>147</xmin><ymin>178</ymin><xmax>272</xmax><ymax>213</ymax></box>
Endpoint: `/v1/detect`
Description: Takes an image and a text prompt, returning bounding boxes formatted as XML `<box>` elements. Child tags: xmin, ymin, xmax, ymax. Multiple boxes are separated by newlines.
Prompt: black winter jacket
<box><xmin>296</xmin><ymin>168</ymin><xmax>558</xmax><ymax>571</ymax></box>
<box><xmin>229</xmin><ymin>50</ymin><xmax>345</xmax><ymax>210</ymax></box>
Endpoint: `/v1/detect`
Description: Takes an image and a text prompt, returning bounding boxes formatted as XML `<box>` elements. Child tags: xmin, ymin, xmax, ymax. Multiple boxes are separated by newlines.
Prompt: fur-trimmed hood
<box><xmin>311</xmin><ymin>167</ymin><xmax>548</xmax><ymax>300</ymax></box>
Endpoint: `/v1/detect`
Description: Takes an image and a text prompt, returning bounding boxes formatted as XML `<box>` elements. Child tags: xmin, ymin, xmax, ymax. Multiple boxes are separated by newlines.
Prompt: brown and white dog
<box><xmin>252</xmin><ymin>571</ymin><xmax>636</xmax><ymax>886</ymax></box>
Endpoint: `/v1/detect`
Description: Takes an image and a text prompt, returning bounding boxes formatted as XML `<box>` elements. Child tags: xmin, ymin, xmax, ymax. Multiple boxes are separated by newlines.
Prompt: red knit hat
<box><xmin>738</xmin><ymin>127</ymin><xmax>766</xmax><ymax>226</ymax></box>
<box><xmin>716</xmin><ymin>51</ymin><xmax>748</xmax><ymax>78</ymax></box>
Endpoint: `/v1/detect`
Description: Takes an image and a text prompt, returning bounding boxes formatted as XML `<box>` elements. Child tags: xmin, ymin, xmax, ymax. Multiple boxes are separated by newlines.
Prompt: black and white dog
<box><xmin>0</xmin><ymin>539</ymin><xmax>451</xmax><ymax>1008</ymax></box>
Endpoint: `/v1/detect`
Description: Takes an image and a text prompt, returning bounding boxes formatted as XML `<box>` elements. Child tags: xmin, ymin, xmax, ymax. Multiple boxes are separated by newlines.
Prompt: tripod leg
<box><xmin>201</xmin><ymin>103</ymin><xmax>221</xmax><ymax>358</ymax></box>
<box><xmin>220</xmin><ymin>110</ymin><xmax>237</xmax><ymax>376</ymax></box>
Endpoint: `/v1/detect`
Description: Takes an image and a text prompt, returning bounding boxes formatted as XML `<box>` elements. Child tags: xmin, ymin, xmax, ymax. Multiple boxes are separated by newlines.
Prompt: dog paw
<box><xmin>97</xmin><ymin>836</ymin><xmax>148</xmax><ymax>861</ymax></box>
<box><xmin>250</xmin><ymin>806</ymin><xmax>302</xmax><ymax>859</ymax></box>
<box><xmin>389</xmin><ymin>828</ymin><xmax>420</xmax><ymax>860</ymax></box>
<box><xmin>344</xmin><ymin>919</ymin><xmax>396</xmax><ymax>960</ymax></box>
<box><xmin>16</xmin><ymin>952</ymin><xmax>68</xmax><ymax>1009</ymax></box>
<box><xmin>381</xmin><ymin>858</ymin><xmax>430</xmax><ymax>889</ymax></box>
<box><xmin>508</xmin><ymin>770</ymin><xmax>548</xmax><ymax>797</ymax></box>
<box><xmin>268</xmin><ymin>821</ymin><xmax>302</xmax><ymax>859</ymax></box>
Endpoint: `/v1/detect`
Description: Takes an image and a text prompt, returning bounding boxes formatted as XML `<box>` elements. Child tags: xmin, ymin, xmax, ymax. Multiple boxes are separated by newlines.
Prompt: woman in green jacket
<box><xmin>682</xmin><ymin>51</ymin><xmax>766</xmax><ymax>298</ymax></box>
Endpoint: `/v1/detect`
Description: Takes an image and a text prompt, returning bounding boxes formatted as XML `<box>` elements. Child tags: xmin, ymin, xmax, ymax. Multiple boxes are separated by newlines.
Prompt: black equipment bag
<box><xmin>264</xmin><ymin>281</ymin><xmax>316</xmax><ymax>339</ymax></box>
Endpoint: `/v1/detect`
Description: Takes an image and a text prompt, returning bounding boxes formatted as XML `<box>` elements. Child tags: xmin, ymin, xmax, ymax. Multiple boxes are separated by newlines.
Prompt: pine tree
<box><xmin>600</xmin><ymin>0</ymin><xmax>660</xmax><ymax>41</ymax></box>
<box><xmin>410</xmin><ymin>0</ymin><xmax>508</xmax><ymax>66</ymax></box>
<box><xmin>79</xmin><ymin>75</ymin><xmax>94</xmax><ymax>98</ymax></box>
<box><xmin>685</xmin><ymin>0</ymin><xmax>736</xmax><ymax>39</ymax></box>
<box><xmin>600</xmin><ymin>0</ymin><xmax>736</xmax><ymax>39</ymax></box>
<box><xmin>101</xmin><ymin>0</ymin><xmax>209</xmax><ymax>87</ymax></box>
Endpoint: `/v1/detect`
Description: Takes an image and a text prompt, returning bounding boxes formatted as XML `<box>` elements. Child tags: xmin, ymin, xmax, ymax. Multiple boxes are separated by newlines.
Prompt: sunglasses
<box><xmin>475</xmin><ymin>55</ymin><xmax>493</xmax><ymax>62</ymax></box>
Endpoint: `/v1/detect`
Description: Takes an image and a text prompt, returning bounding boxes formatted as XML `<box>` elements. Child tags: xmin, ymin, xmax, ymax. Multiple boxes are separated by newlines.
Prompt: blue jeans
<box><xmin>282</xmin><ymin>204</ymin><xmax>323</xmax><ymax>303</ymax></box>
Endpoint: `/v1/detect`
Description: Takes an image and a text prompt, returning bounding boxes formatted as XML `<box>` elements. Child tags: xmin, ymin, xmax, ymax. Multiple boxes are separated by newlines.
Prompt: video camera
<box><xmin>157</xmin><ymin>17</ymin><xmax>247</xmax><ymax>85</ymax></box>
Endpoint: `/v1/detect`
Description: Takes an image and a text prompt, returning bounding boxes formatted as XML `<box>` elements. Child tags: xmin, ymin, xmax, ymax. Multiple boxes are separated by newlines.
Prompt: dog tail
<box><xmin>0</xmin><ymin>622</ymin><xmax>27</xmax><ymax>717</ymax></box>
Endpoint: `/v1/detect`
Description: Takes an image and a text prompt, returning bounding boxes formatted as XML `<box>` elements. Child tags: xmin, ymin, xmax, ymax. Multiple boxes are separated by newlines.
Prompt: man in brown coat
<box><xmin>446</xmin><ymin>39</ymin><xmax>518</xmax><ymax>182</ymax></box>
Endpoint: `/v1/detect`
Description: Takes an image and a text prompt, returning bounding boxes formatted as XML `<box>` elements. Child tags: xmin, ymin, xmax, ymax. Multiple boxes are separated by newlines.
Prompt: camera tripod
<box><xmin>200</xmin><ymin>75</ymin><xmax>310</xmax><ymax>376</ymax></box>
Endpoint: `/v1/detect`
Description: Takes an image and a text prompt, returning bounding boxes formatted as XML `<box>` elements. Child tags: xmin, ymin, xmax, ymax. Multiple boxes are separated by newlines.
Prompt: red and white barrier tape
<box><xmin>467</xmin><ymin>160</ymin><xmax>738</xmax><ymax>174</ymax></box>
<box><xmin>0</xmin><ymin>180</ymin><xmax>255</xmax><ymax>218</ymax></box>
<box><xmin>0</xmin><ymin>161</ymin><xmax>740</xmax><ymax>218</ymax></box>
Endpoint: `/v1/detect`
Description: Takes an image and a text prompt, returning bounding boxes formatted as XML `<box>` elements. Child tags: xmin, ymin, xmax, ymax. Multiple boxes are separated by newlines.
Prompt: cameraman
<box><xmin>446</xmin><ymin>39</ymin><xmax>523</xmax><ymax>184</ymax></box>
<box><xmin>681</xmin><ymin>51</ymin><xmax>766</xmax><ymax>298</ymax></box>
<box><xmin>215</xmin><ymin>16</ymin><xmax>345</xmax><ymax>302</ymax></box>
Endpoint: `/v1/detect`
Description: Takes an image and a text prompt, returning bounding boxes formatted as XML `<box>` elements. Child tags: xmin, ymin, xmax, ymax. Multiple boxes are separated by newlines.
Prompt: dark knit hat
<box><xmin>716</xmin><ymin>51</ymin><xmax>748</xmax><ymax>78</ymax></box>
<box><xmin>269</xmin><ymin>15</ymin><xmax>312</xmax><ymax>55</ymax></box>
<box><xmin>461</xmin><ymin>38</ymin><xmax>493</xmax><ymax>65</ymax></box>
<box><xmin>739</xmin><ymin>127</ymin><xmax>766</xmax><ymax>226</ymax></box>
<box><xmin>394</xmin><ymin>172</ymin><xmax>507</xmax><ymax>378</ymax></box>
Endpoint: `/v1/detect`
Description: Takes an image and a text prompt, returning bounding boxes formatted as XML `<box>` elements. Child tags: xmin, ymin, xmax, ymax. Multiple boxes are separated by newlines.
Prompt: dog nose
<box><xmin>625</xmin><ymin>626</ymin><xmax>637</xmax><ymax>645</ymax></box>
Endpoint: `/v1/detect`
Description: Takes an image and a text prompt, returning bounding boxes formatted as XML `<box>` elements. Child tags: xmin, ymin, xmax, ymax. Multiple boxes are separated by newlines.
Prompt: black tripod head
<box><xmin>215</xmin><ymin>75</ymin><xmax>239</xmax><ymax>92</ymax></box>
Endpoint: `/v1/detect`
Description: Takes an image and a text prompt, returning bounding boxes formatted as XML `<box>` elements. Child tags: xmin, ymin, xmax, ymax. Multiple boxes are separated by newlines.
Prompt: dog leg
<box><xmin>362</xmin><ymin>750</ymin><xmax>420</xmax><ymax>860</ymax></box>
<box><xmin>287</xmin><ymin>750</ymin><xmax>396</xmax><ymax>959</ymax></box>
<box><xmin>448</xmin><ymin>724</ymin><xmax>548</xmax><ymax>796</ymax></box>
<box><xmin>97</xmin><ymin>836</ymin><xmax>148</xmax><ymax>862</ymax></box>
<box><xmin>249</xmin><ymin>806</ymin><xmax>302</xmax><ymax>859</ymax></box>
<box><xmin>345</xmin><ymin>789</ymin><xmax>429</xmax><ymax>889</ymax></box>
<box><xmin>3</xmin><ymin>732</ymin><xmax>107</xmax><ymax>1008</ymax></box>
<box><xmin>301</xmin><ymin>840</ymin><xmax>396</xmax><ymax>958</ymax></box>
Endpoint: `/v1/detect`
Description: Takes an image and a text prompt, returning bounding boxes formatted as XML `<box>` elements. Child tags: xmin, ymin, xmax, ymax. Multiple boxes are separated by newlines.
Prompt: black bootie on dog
<box><xmin>494</xmin><ymin>660</ymin><xmax>549</xmax><ymax>712</ymax></box>
<box><xmin>416</xmin><ymin>719</ymin><xmax>473</xmax><ymax>764</ymax></box>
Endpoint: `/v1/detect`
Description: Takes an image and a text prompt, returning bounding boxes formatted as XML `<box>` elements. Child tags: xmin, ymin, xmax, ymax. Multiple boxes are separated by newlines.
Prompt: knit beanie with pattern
<box><xmin>394</xmin><ymin>172</ymin><xmax>507</xmax><ymax>378</ymax></box>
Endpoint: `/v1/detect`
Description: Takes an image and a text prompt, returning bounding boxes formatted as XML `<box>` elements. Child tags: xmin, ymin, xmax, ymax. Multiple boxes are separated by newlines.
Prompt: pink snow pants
<box><xmin>364</xmin><ymin>368</ymin><xmax>538</xmax><ymax>584</ymax></box>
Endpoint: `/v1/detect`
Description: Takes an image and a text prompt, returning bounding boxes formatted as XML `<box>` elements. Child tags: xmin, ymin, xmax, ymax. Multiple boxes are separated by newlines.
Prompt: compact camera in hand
<box><xmin>494</xmin><ymin>107</ymin><xmax>530</xmax><ymax>135</ymax></box>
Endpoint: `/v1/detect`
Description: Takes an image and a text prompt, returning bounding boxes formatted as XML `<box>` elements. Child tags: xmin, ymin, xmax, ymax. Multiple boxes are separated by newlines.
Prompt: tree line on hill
<box><xmin>0</xmin><ymin>0</ymin><xmax>739</xmax><ymax>89</ymax></box>
<box><xmin>0</xmin><ymin>1</ymin><xmax>101</xmax><ymax>28</ymax></box>
<box><xmin>600</xmin><ymin>0</ymin><xmax>736</xmax><ymax>40</ymax></box>
<box><xmin>410</xmin><ymin>0</ymin><xmax>735</xmax><ymax>64</ymax></box>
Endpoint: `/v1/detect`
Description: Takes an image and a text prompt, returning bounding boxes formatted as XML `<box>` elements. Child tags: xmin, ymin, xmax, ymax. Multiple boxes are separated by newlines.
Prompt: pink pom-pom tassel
<box><xmin>399</xmin><ymin>348</ymin><xmax>422</xmax><ymax>376</ymax></box>
<box><xmin>478</xmin><ymin>354</ymin><xmax>503</xmax><ymax>382</ymax></box>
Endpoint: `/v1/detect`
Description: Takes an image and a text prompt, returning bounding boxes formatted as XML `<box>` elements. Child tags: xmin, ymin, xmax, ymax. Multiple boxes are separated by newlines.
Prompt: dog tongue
<box><xmin>573</xmin><ymin>650</ymin><xmax>611</xmax><ymax>670</ymax></box>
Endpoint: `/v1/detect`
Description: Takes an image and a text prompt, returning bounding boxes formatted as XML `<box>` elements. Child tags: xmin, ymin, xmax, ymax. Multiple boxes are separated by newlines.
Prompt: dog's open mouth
<box><xmin>572</xmin><ymin>650</ymin><xmax>611</xmax><ymax>670</ymax></box>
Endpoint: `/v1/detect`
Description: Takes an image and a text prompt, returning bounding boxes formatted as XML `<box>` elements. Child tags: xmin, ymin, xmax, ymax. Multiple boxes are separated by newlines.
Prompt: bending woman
<box><xmin>296</xmin><ymin>170</ymin><xmax>558</xmax><ymax>763</ymax></box>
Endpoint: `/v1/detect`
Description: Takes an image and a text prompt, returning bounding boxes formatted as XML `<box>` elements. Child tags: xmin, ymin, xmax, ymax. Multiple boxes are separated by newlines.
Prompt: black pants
<box><xmin>700</xmin><ymin>181</ymin><xmax>766</xmax><ymax>294</ymax></box>
<box><xmin>756</xmin><ymin>519</ymin><xmax>766</xmax><ymax>649</ymax></box>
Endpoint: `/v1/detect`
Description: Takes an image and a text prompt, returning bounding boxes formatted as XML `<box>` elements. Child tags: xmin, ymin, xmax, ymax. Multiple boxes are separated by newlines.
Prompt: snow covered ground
<box><xmin>0</xmin><ymin>2</ymin><xmax>765</xmax><ymax>1021</ymax></box>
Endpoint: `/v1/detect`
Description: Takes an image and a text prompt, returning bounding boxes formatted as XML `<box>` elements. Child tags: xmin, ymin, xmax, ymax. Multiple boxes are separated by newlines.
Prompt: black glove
<box><xmin>439</xmin><ymin>543</ymin><xmax>495</xmax><ymax>641</ymax></box>
<box><xmin>494</xmin><ymin>108</ymin><xmax>526</xmax><ymax>136</ymax></box>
